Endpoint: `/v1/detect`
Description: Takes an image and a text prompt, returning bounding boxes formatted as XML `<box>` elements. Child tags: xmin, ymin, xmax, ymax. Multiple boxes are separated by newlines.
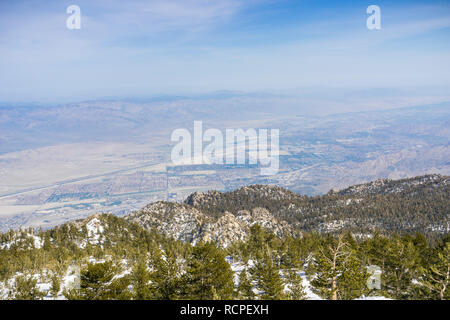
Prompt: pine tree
<box><xmin>131</xmin><ymin>259</ymin><xmax>153</xmax><ymax>300</ymax></box>
<box><xmin>49</xmin><ymin>273</ymin><xmax>61</xmax><ymax>299</ymax></box>
<box><xmin>421</xmin><ymin>242</ymin><xmax>449</xmax><ymax>300</ymax></box>
<box><xmin>106</xmin><ymin>275</ymin><xmax>132</xmax><ymax>300</ymax></box>
<box><xmin>251</xmin><ymin>251</ymin><xmax>285</xmax><ymax>300</ymax></box>
<box><xmin>286</xmin><ymin>270</ymin><xmax>306</xmax><ymax>300</ymax></box>
<box><xmin>382</xmin><ymin>236</ymin><xmax>419</xmax><ymax>299</ymax></box>
<box><xmin>310</xmin><ymin>234</ymin><xmax>367</xmax><ymax>300</ymax></box>
<box><xmin>247</xmin><ymin>225</ymin><xmax>274</xmax><ymax>260</ymax></box>
<box><xmin>65</xmin><ymin>261</ymin><xmax>119</xmax><ymax>300</ymax></box>
<box><xmin>9</xmin><ymin>274</ymin><xmax>45</xmax><ymax>300</ymax></box>
<box><xmin>150</xmin><ymin>246</ymin><xmax>182</xmax><ymax>299</ymax></box>
<box><xmin>336</xmin><ymin>252</ymin><xmax>369</xmax><ymax>300</ymax></box>
<box><xmin>183</xmin><ymin>242</ymin><xmax>234</xmax><ymax>300</ymax></box>
<box><xmin>236</xmin><ymin>270</ymin><xmax>255</xmax><ymax>300</ymax></box>
<box><xmin>310</xmin><ymin>235</ymin><xmax>346</xmax><ymax>300</ymax></box>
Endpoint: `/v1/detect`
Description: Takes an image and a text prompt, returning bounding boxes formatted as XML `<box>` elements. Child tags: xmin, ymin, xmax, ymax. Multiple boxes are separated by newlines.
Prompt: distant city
<box><xmin>1</xmin><ymin>95</ymin><xmax>449</xmax><ymax>231</ymax></box>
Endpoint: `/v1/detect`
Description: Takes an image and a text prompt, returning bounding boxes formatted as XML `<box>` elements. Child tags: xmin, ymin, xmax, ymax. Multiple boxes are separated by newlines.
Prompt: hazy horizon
<box><xmin>1</xmin><ymin>0</ymin><xmax>450</xmax><ymax>105</ymax></box>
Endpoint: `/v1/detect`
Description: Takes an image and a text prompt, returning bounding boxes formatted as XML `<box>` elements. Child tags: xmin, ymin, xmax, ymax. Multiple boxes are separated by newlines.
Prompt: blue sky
<box><xmin>0</xmin><ymin>0</ymin><xmax>449</xmax><ymax>103</ymax></box>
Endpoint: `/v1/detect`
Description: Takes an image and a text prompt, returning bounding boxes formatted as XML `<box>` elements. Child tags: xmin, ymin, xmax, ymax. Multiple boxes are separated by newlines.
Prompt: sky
<box><xmin>0</xmin><ymin>0</ymin><xmax>450</xmax><ymax>103</ymax></box>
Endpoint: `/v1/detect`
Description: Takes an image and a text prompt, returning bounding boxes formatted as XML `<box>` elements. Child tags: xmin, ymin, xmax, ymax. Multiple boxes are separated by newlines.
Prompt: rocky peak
<box><xmin>184</xmin><ymin>190</ymin><xmax>221</xmax><ymax>206</ymax></box>
<box><xmin>126</xmin><ymin>201</ymin><xmax>294</xmax><ymax>247</ymax></box>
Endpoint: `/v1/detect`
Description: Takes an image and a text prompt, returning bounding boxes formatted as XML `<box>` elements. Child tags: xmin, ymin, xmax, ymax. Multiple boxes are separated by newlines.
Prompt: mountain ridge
<box><xmin>124</xmin><ymin>174</ymin><xmax>449</xmax><ymax>245</ymax></box>
<box><xmin>1</xmin><ymin>174</ymin><xmax>447</xmax><ymax>247</ymax></box>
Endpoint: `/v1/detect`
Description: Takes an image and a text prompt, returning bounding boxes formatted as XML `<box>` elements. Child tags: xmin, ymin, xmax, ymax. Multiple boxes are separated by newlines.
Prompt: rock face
<box><xmin>125</xmin><ymin>201</ymin><xmax>295</xmax><ymax>247</ymax></box>
<box><xmin>126</xmin><ymin>202</ymin><xmax>208</xmax><ymax>244</ymax></box>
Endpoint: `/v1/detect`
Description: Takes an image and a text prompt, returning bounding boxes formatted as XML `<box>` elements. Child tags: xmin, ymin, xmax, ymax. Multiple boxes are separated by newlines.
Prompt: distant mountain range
<box><xmin>0</xmin><ymin>97</ymin><xmax>449</xmax><ymax>232</ymax></box>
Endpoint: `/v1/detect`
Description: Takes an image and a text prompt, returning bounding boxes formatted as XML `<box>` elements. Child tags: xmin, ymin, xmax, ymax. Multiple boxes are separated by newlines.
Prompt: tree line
<box><xmin>0</xmin><ymin>214</ymin><xmax>448</xmax><ymax>300</ymax></box>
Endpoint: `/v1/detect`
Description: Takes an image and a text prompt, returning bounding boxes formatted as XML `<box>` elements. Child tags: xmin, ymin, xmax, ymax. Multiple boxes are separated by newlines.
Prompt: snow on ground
<box><xmin>229</xmin><ymin>259</ymin><xmax>323</xmax><ymax>300</ymax></box>
<box><xmin>355</xmin><ymin>296</ymin><xmax>392</xmax><ymax>300</ymax></box>
<box><xmin>299</xmin><ymin>271</ymin><xmax>323</xmax><ymax>300</ymax></box>
<box><xmin>1</xmin><ymin>255</ymin><xmax>390</xmax><ymax>300</ymax></box>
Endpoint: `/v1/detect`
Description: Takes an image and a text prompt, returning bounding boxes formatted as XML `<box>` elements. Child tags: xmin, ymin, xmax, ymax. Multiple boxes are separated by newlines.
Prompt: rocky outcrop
<box><xmin>126</xmin><ymin>202</ymin><xmax>209</xmax><ymax>243</ymax></box>
<box><xmin>125</xmin><ymin>201</ymin><xmax>295</xmax><ymax>247</ymax></box>
<box><xmin>185</xmin><ymin>190</ymin><xmax>222</xmax><ymax>207</ymax></box>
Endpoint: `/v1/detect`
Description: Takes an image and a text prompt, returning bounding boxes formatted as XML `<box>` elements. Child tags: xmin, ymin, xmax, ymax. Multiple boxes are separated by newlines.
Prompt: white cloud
<box><xmin>0</xmin><ymin>1</ymin><xmax>449</xmax><ymax>102</ymax></box>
